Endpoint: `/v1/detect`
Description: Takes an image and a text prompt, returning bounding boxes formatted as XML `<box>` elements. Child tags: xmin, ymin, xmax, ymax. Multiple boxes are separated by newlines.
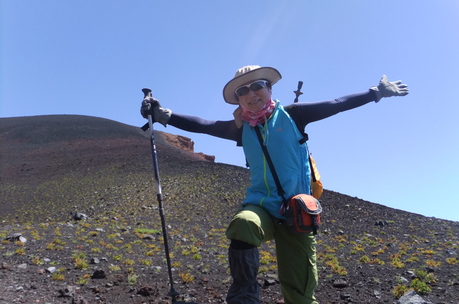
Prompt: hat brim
<box><xmin>223</xmin><ymin>67</ymin><xmax>282</xmax><ymax>104</ymax></box>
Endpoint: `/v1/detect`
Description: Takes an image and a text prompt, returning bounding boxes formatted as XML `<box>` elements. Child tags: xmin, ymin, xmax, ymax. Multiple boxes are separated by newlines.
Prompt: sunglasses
<box><xmin>235</xmin><ymin>80</ymin><xmax>269</xmax><ymax>97</ymax></box>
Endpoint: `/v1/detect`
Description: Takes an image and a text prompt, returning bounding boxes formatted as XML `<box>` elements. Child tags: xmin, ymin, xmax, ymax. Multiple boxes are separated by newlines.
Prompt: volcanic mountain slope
<box><xmin>1</xmin><ymin>115</ymin><xmax>458</xmax><ymax>304</ymax></box>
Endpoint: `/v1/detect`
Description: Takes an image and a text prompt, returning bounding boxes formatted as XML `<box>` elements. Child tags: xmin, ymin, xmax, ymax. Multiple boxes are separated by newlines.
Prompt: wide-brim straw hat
<box><xmin>223</xmin><ymin>65</ymin><xmax>282</xmax><ymax>104</ymax></box>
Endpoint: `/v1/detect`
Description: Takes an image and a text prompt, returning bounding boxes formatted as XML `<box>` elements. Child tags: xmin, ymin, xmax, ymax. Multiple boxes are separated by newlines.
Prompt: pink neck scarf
<box><xmin>240</xmin><ymin>99</ymin><xmax>276</xmax><ymax>127</ymax></box>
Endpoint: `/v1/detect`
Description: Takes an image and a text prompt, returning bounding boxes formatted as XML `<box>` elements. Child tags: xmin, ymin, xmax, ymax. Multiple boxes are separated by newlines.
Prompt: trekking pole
<box><xmin>141</xmin><ymin>88</ymin><xmax>183</xmax><ymax>302</ymax></box>
<box><xmin>293</xmin><ymin>81</ymin><xmax>303</xmax><ymax>103</ymax></box>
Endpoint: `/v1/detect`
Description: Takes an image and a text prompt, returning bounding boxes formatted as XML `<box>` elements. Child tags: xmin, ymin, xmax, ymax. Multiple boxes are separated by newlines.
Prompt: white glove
<box><xmin>371</xmin><ymin>75</ymin><xmax>409</xmax><ymax>102</ymax></box>
<box><xmin>140</xmin><ymin>97</ymin><xmax>172</xmax><ymax>127</ymax></box>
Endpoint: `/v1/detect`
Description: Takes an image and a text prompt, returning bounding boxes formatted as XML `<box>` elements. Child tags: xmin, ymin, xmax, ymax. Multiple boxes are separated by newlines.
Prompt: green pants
<box><xmin>226</xmin><ymin>204</ymin><xmax>318</xmax><ymax>304</ymax></box>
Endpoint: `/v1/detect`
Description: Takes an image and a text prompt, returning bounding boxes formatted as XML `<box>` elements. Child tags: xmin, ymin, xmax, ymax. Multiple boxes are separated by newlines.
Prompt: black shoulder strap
<box><xmin>254</xmin><ymin>127</ymin><xmax>289</xmax><ymax>212</ymax></box>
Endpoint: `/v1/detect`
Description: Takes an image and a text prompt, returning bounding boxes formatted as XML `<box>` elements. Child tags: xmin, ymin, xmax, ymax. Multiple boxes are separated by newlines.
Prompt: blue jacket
<box><xmin>242</xmin><ymin>101</ymin><xmax>311</xmax><ymax>219</ymax></box>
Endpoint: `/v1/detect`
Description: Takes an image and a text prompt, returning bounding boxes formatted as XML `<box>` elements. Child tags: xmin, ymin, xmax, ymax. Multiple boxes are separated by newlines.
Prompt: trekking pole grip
<box><xmin>142</xmin><ymin>88</ymin><xmax>155</xmax><ymax>121</ymax></box>
<box><xmin>293</xmin><ymin>81</ymin><xmax>303</xmax><ymax>103</ymax></box>
<box><xmin>142</xmin><ymin>88</ymin><xmax>152</xmax><ymax>98</ymax></box>
<box><xmin>140</xmin><ymin>88</ymin><xmax>153</xmax><ymax>131</ymax></box>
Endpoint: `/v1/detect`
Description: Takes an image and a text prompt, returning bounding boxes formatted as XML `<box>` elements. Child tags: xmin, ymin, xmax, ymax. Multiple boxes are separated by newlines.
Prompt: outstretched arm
<box><xmin>285</xmin><ymin>75</ymin><xmax>409</xmax><ymax>129</ymax></box>
<box><xmin>168</xmin><ymin>113</ymin><xmax>241</xmax><ymax>142</ymax></box>
<box><xmin>285</xmin><ymin>90</ymin><xmax>376</xmax><ymax>126</ymax></box>
<box><xmin>141</xmin><ymin>97</ymin><xmax>242</xmax><ymax>143</ymax></box>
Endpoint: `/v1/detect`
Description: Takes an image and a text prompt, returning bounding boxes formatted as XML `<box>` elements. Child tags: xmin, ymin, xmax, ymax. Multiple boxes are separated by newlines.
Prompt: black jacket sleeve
<box><xmin>284</xmin><ymin>90</ymin><xmax>377</xmax><ymax>133</ymax></box>
<box><xmin>168</xmin><ymin>113</ymin><xmax>243</xmax><ymax>144</ymax></box>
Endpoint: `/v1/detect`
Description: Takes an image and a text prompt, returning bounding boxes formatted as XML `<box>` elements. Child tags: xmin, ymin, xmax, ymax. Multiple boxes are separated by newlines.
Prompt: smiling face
<box><xmin>237</xmin><ymin>81</ymin><xmax>272</xmax><ymax>112</ymax></box>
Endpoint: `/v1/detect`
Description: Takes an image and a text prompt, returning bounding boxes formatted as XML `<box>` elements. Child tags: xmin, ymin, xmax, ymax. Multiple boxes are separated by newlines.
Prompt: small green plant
<box><xmin>425</xmin><ymin>259</ymin><xmax>441</xmax><ymax>268</ymax></box>
<box><xmin>371</xmin><ymin>248</ymin><xmax>385</xmax><ymax>255</ymax></box>
<box><xmin>109</xmin><ymin>265</ymin><xmax>121</xmax><ymax>271</ymax></box>
<box><xmin>446</xmin><ymin>257</ymin><xmax>459</xmax><ymax>265</ymax></box>
<box><xmin>391</xmin><ymin>258</ymin><xmax>405</xmax><ymax>269</ymax></box>
<box><xmin>352</xmin><ymin>244</ymin><xmax>365</xmax><ymax>253</ymax></box>
<box><xmin>15</xmin><ymin>247</ymin><xmax>26</xmax><ymax>255</ymax></box>
<box><xmin>414</xmin><ymin>269</ymin><xmax>437</xmax><ymax>284</ymax></box>
<box><xmin>323</xmin><ymin>244</ymin><xmax>336</xmax><ymax>253</ymax></box>
<box><xmin>91</xmin><ymin>247</ymin><xmax>102</xmax><ymax>253</ymax></box>
<box><xmin>139</xmin><ymin>259</ymin><xmax>153</xmax><ymax>266</ymax></box>
<box><xmin>323</xmin><ymin>254</ymin><xmax>348</xmax><ymax>275</ymax></box>
<box><xmin>260</xmin><ymin>251</ymin><xmax>276</xmax><ymax>265</ymax></box>
<box><xmin>424</xmin><ymin>273</ymin><xmax>437</xmax><ymax>284</ymax></box>
<box><xmin>105</xmin><ymin>244</ymin><xmax>119</xmax><ymax>250</ymax></box>
<box><xmin>113</xmin><ymin>254</ymin><xmax>123</xmax><ymax>261</ymax></box>
<box><xmin>260</xmin><ymin>257</ymin><xmax>270</xmax><ymax>265</ymax></box>
<box><xmin>406</xmin><ymin>256</ymin><xmax>419</xmax><ymax>263</ymax></box>
<box><xmin>128</xmin><ymin>274</ymin><xmax>139</xmax><ymax>285</ymax></box>
<box><xmin>414</xmin><ymin>269</ymin><xmax>428</xmax><ymax>279</ymax></box>
<box><xmin>30</xmin><ymin>230</ymin><xmax>41</xmax><ymax>240</ymax></box>
<box><xmin>52</xmin><ymin>272</ymin><xmax>65</xmax><ymax>281</ymax></box>
<box><xmin>71</xmin><ymin>251</ymin><xmax>88</xmax><ymax>269</ymax></box>
<box><xmin>108</xmin><ymin>233</ymin><xmax>121</xmax><ymax>239</ymax></box>
<box><xmin>123</xmin><ymin>259</ymin><xmax>135</xmax><ymax>265</ymax></box>
<box><xmin>368</xmin><ymin>240</ymin><xmax>378</xmax><ymax>247</ymax></box>
<box><xmin>53</xmin><ymin>237</ymin><xmax>66</xmax><ymax>245</ymax></box>
<box><xmin>258</xmin><ymin>266</ymin><xmax>269</xmax><ymax>274</ymax></box>
<box><xmin>359</xmin><ymin>255</ymin><xmax>371</xmax><ymax>263</ymax></box>
<box><xmin>178</xmin><ymin>272</ymin><xmax>195</xmax><ymax>283</ymax></box>
<box><xmin>134</xmin><ymin>228</ymin><xmax>160</xmax><ymax>236</ymax></box>
<box><xmin>73</xmin><ymin>258</ymin><xmax>88</xmax><ymax>270</ymax></box>
<box><xmin>54</xmin><ymin>227</ymin><xmax>62</xmax><ymax>236</ymax></box>
<box><xmin>88</xmin><ymin>231</ymin><xmax>98</xmax><ymax>237</ymax></box>
<box><xmin>192</xmin><ymin>254</ymin><xmax>202</xmax><ymax>260</ymax></box>
<box><xmin>72</xmin><ymin>251</ymin><xmax>86</xmax><ymax>259</ymax></box>
<box><xmin>31</xmin><ymin>256</ymin><xmax>45</xmax><ymax>265</ymax></box>
<box><xmin>39</xmin><ymin>223</ymin><xmax>49</xmax><ymax>230</ymax></box>
<box><xmin>132</xmin><ymin>239</ymin><xmax>143</xmax><ymax>245</ymax></box>
<box><xmin>392</xmin><ymin>284</ymin><xmax>409</xmax><ymax>299</ymax></box>
<box><xmin>172</xmin><ymin>261</ymin><xmax>182</xmax><ymax>268</ymax></box>
<box><xmin>411</xmin><ymin>278</ymin><xmax>432</xmax><ymax>295</ymax></box>
<box><xmin>76</xmin><ymin>276</ymin><xmax>90</xmax><ymax>285</ymax></box>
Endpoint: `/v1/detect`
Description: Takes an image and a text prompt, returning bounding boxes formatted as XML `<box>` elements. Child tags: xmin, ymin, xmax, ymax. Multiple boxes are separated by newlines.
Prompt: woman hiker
<box><xmin>140</xmin><ymin>65</ymin><xmax>409</xmax><ymax>304</ymax></box>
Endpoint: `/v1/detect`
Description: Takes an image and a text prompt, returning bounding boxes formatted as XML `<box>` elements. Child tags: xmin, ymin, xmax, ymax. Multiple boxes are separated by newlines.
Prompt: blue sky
<box><xmin>1</xmin><ymin>1</ymin><xmax>458</xmax><ymax>222</ymax></box>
